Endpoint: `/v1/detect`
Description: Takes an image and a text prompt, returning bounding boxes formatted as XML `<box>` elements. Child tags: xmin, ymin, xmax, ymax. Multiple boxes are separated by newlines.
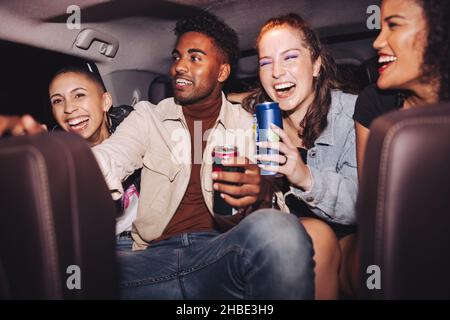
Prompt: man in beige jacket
<box><xmin>93</xmin><ymin>11</ymin><xmax>314</xmax><ymax>299</ymax></box>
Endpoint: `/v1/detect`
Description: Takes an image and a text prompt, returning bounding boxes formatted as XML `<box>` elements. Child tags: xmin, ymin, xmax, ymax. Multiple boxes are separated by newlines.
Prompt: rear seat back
<box><xmin>0</xmin><ymin>132</ymin><xmax>117</xmax><ymax>299</ymax></box>
<box><xmin>357</xmin><ymin>102</ymin><xmax>450</xmax><ymax>299</ymax></box>
<box><xmin>148</xmin><ymin>75</ymin><xmax>173</xmax><ymax>105</ymax></box>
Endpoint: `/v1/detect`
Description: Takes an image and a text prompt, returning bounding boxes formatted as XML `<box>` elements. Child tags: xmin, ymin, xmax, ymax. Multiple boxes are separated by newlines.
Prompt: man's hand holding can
<box><xmin>212</xmin><ymin>156</ymin><xmax>261</xmax><ymax>209</ymax></box>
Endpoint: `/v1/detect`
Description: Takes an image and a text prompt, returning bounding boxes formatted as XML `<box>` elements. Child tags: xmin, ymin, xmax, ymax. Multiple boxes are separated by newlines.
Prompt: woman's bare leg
<box><xmin>300</xmin><ymin>217</ymin><xmax>341</xmax><ymax>299</ymax></box>
<box><xmin>338</xmin><ymin>234</ymin><xmax>359</xmax><ymax>298</ymax></box>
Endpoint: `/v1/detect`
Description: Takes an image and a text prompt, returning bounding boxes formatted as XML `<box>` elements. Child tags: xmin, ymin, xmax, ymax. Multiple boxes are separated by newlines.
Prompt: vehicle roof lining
<box><xmin>0</xmin><ymin>0</ymin><xmax>379</xmax><ymax>76</ymax></box>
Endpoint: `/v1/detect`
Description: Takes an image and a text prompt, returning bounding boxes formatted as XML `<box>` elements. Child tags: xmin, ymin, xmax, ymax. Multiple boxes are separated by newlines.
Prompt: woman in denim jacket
<box><xmin>243</xmin><ymin>13</ymin><xmax>358</xmax><ymax>299</ymax></box>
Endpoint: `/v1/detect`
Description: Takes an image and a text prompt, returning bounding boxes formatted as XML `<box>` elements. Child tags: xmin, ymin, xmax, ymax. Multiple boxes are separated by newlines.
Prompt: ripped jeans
<box><xmin>117</xmin><ymin>209</ymin><xmax>315</xmax><ymax>299</ymax></box>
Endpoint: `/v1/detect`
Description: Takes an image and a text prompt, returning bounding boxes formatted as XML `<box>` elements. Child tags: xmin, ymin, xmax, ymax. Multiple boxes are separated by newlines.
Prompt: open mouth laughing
<box><xmin>174</xmin><ymin>77</ymin><xmax>194</xmax><ymax>90</ymax></box>
<box><xmin>273</xmin><ymin>81</ymin><xmax>296</xmax><ymax>99</ymax></box>
<box><xmin>378</xmin><ymin>54</ymin><xmax>398</xmax><ymax>74</ymax></box>
<box><xmin>66</xmin><ymin>116</ymin><xmax>89</xmax><ymax>132</ymax></box>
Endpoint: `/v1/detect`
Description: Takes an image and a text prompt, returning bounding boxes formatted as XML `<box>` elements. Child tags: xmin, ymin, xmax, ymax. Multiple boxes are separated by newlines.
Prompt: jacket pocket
<box><xmin>142</xmin><ymin>152</ymin><xmax>180</xmax><ymax>182</ymax></box>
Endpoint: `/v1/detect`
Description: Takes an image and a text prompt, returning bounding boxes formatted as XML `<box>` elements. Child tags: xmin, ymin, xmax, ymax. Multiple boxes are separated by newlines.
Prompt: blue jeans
<box><xmin>116</xmin><ymin>232</ymin><xmax>134</xmax><ymax>252</ymax></box>
<box><xmin>117</xmin><ymin>209</ymin><xmax>315</xmax><ymax>299</ymax></box>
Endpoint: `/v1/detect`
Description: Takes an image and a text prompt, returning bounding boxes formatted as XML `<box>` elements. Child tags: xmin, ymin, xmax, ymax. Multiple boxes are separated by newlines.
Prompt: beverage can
<box><xmin>212</xmin><ymin>145</ymin><xmax>242</xmax><ymax>216</ymax></box>
<box><xmin>255</xmin><ymin>102</ymin><xmax>283</xmax><ymax>176</ymax></box>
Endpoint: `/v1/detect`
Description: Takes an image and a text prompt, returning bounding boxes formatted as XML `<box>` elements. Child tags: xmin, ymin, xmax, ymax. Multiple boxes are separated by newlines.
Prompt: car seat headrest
<box><xmin>148</xmin><ymin>75</ymin><xmax>173</xmax><ymax>105</ymax></box>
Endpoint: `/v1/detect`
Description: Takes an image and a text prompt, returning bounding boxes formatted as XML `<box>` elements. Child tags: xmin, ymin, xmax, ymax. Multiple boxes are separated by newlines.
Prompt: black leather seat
<box><xmin>0</xmin><ymin>132</ymin><xmax>117</xmax><ymax>299</ymax></box>
<box><xmin>357</xmin><ymin>102</ymin><xmax>450</xmax><ymax>299</ymax></box>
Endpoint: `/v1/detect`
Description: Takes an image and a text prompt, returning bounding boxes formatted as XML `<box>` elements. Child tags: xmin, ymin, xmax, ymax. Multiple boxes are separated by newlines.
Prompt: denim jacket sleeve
<box><xmin>289</xmin><ymin>91</ymin><xmax>358</xmax><ymax>225</ymax></box>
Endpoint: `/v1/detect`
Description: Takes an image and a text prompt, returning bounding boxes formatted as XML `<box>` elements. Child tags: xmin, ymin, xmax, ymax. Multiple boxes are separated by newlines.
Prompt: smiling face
<box><xmin>170</xmin><ymin>31</ymin><xmax>230</xmax><ymax>106</ymax></box>
<box><xmin>258</xmin><ymin>26</ymin><xmax>321</xmax><ymax>114</ymax></box>
<box><xmin>49</xmin><ymin>72</ymin><xmax>112</xmax><ymax>146</ymax></box>
<box><xmin>374</xmin><ymin>0</ymin><xmax>428</xmax><ymax>92</ymax></box>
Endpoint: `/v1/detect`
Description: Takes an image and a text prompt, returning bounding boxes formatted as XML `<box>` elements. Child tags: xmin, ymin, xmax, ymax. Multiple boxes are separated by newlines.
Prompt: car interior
<box><xmin>1</xmin><ymin>0</ymin><xmax>449</xmax><ymax>300</ymax></box>
<box><xmin>357</xmin><ymin>102</ymin><xmax>450</xmax><ymax>299</ymax></box>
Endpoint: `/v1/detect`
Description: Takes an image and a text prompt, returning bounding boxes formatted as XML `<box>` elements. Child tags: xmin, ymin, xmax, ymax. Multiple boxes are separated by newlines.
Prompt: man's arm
<box><xmin>92</xmin><ymin>102</ymin><xmax>152</xmax><ymax>199</ymax></box>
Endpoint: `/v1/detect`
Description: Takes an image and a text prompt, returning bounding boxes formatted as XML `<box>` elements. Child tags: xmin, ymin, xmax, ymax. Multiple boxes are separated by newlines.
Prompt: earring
<box><xmin>106</xmin><ymin>112</ymin><xmax>112</xmax><ymax>133</ymax></box>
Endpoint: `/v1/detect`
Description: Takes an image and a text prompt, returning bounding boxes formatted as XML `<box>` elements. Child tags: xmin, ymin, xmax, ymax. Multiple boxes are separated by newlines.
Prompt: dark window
<box><xmin>0</xmin><ymin>40</ymin><xmax>98</xmax><ymax>129</ymax></box>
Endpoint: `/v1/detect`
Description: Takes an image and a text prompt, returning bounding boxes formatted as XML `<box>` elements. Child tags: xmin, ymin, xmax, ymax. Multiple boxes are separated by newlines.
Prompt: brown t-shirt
<box><xmin>151</xmin><ymin>96</ymin><xmax>221</xmax><ymax>243</ymax></box>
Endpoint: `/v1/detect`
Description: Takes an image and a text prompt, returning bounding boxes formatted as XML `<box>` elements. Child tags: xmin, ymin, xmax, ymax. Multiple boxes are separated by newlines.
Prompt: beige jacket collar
<box><xmin>155</xmin><ymin>92</ymin><xmax>231</xmax><ymax>129</ymax></box>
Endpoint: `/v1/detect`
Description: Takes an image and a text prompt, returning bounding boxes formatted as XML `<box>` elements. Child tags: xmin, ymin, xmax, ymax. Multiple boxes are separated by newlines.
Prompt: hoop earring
<box><xmin>106</xmin><ymin>112</ymin><xmax>112</xmax><ymax>133</ymax></box>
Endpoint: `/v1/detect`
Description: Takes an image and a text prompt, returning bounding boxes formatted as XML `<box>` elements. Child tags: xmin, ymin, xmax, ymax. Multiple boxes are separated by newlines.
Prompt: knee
<box><xmin>237</xmin><ymin>210</ymin><xmax>315</xmax><ymax>297</ymax></box>
<box><xmin>300</xmin><ymin>218</ymin><xmax>341</xmax><ymax>270</ymax></box>
<box><xmin>242</xmin><ymin>209</ymin><xmax>313</xmax><ymax>256</ymax></box>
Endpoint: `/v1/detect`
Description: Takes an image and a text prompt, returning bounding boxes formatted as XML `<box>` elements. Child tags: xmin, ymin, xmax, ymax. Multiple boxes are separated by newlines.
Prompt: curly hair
<box><xmin>416</xmin><ymin>0</ymin><xmax>450</xmax><ymax>101</ymax></box>
<box><xmin>174</xmin><ymin>11</ymin><xmax>240</xmax><ymax>67</ymax></box>
<box><xmin>242</xmin><ymin>13</ymin><xmax>338</xmax><ymax>149</ymax></box>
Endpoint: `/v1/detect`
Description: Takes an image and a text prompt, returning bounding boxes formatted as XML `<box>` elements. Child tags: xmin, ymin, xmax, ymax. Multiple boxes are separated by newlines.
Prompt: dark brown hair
<box><xmin>49</xmin><ymin>65</ymin><xmax>107</xmax><ymax>93</ymax></box>
<box><xmin>243</xmin><ymin>13</ymin><xmax>338</xmax><ymax>149</ymax></box>
<box><xmin>415</xmin><ymin>0</ymin><xmax>450</xmax><ymax>101</ymax></box>
<box><xmin>174</xmin><ymin>10</ymin><xmax>239</xmax><ymax>67</ymax></box>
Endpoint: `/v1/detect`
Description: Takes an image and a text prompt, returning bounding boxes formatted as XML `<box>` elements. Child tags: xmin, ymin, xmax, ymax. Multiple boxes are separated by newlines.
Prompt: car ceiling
<box><xmin>0</xmin><ymin>0</ymin><xmax>380</xmax><ymax>77</ymax></box>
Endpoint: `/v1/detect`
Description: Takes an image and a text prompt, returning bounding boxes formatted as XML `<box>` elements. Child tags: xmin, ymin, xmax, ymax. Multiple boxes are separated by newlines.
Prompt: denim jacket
<box><xmin>288</xmin><ymin>90</ymin><xmax>358</xmax><ymax>225</ymax></box>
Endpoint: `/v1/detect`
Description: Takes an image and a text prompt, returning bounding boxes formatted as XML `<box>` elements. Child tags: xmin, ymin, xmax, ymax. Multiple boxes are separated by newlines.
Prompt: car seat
<box><xmin>0</xmin><ymin>132</ymin><xmax>118</xmax><ymax>299</ymax></box>
<box><xmin>357</xmin><ymin>102</ymin><xmax>450</xmax><ymax>299</ymax></box>
<box><xmin>148</xmin><ymin>75</ymin><xmax>173</xmax><ymax>105</ymax></box>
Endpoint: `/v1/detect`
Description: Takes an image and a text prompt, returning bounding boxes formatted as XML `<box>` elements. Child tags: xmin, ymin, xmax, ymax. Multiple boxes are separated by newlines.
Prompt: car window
<box><xmin>0</xmin><ymin>39</ymin><xmax>97</xmax><ymax>129</ymax></box>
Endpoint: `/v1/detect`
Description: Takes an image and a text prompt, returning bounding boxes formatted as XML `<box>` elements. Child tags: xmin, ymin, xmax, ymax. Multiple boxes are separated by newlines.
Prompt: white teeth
<box><xmin>379</xmin><ymin>55</ymin><xmax>398</xmax><ymax>63</ymax></box>
<box><xmin>176</xmin><ymin>78</ymin><xmax>193</xmax><ymax>86</ymax></box>
<box><xmin>274</xmin><ymin>82</ymin><xmax>295</xmax><ymax>90</ymax></box>
<box><xmin>68</xmin><ymin>116</ymin><xmax>88</xmax><ymax>126</ymax></box>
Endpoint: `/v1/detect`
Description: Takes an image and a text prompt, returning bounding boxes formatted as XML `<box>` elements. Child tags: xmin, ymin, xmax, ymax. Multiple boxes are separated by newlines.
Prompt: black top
<box><xmin>109</xmin><ymin>104</ymin><xmax>135</xmax><ymax>134</ymax></box>
<box><xmin>299</xmin><ymin>147</ymin><xmax>308</xmax><ymax>163</ymax></box>
<box><xmin>353</xmin><ymin>84</ymin><xmax>404</xmax><ymax>128</ymax></box>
